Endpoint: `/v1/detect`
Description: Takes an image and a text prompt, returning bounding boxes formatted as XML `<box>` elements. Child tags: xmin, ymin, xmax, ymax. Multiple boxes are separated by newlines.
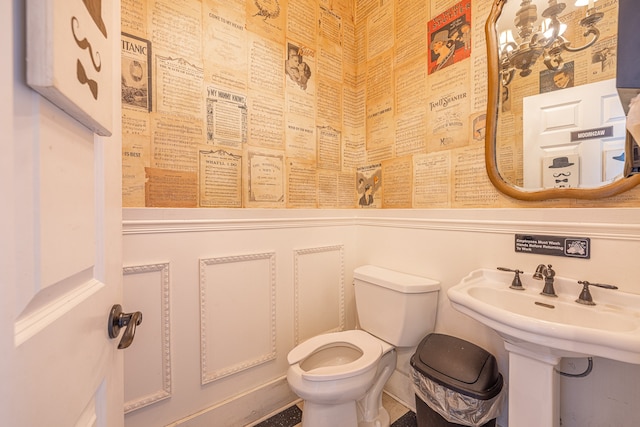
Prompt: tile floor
<box><xmin>252</xmin><ymin>393</ymin><xmax>417</xmax><ymax>427</ymax></box>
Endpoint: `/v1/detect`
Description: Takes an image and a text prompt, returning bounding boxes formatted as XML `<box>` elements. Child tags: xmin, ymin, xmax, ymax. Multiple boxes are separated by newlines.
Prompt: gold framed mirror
<box><xmin>485</xmin><ymin>0</ymin><xmax>640</xmax><ymax>200</ymax></box>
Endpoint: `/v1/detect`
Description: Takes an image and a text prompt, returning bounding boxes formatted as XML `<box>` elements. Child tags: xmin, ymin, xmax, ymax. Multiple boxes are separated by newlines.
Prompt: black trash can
<box><xmin>410</xmin><ymin>333</ymin><xmax>504</xmax><ymax>427</ymax></box>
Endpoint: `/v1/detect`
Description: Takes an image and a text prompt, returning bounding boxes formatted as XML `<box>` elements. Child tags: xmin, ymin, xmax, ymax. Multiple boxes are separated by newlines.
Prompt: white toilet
<box><xmin>287</xmin><ymin>265</ymin><xmax>440</xmax><ymax>427</ymax></box>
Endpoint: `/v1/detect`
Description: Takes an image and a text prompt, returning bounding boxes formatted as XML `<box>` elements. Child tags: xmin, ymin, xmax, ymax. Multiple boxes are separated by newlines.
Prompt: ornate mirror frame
<box><xmin>485</xmin><ymin>0</ymin><xmax>640</xmax><ymax>200</ymax></box>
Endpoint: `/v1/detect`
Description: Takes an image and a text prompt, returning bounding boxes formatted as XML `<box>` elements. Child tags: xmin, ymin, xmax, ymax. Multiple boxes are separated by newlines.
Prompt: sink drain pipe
<box><xmin>555</xmin><ymin>357</ymin><xmax>593</xmax><ymax>378</ymax></box>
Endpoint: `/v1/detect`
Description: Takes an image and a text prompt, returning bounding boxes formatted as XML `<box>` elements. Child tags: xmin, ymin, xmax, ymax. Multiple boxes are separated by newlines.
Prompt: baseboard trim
<box><xmin>166</xmin><ymin>376</ymin><xmax>298</xmax><ymax>427</ymax></box>
<box><xmin>384</xmin><ymin>370</ymin><xmax>417</xmax><ymax>413</ymax></box>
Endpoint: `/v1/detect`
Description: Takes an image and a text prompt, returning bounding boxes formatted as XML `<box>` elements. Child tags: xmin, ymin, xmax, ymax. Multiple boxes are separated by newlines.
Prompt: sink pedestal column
<box><xmin>504</xmin><ymin>341</ymin><xmax>561</xmax><ymax>427</ymax></box>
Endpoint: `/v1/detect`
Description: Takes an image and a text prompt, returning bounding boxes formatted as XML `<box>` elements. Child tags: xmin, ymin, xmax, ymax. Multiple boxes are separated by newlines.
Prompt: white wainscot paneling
<box><xmin>294</xmin><ymin>245</ymin><xmax>345</xmax><ymax>344</ymax></box>
<box><xmin>123</xmin><ymin>263</ymin><xmax>172</xmax><ymax>413</ymax></box>
<box><xmin>199</xmin><ymin>252</ymin><xmax>276</xmax><ymax>384</ymax></box>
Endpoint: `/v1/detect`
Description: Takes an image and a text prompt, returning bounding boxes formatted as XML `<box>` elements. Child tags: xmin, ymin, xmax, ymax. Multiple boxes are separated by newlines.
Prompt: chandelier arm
<box><xmin>532</xmin><ymin>14</ymin><xmax>566</xmax><ymax>50</ymax></box>
<box><xmin>529</xmin><ymin>32</ymin><xmax>556</xmax><ymax>50</ymax></box>
<box><xmin>502</xmin><ymin>68</ymin><xmax>515</xmax><ymax>86</ymax></box>
<box><xmin>562</xmin><ymin>28</ymin><xmax>600</xmax><ymax>52</ymax></box>
<box><xmin>543</xmin><ymin>53</ymin><xmax>563</xmax><ymax>71</ymax></box>
<box><xmin>541</xmin><ymin>37</ymin><xmax>560</xmax><ymax>50</ymax></box>
<box><xmin>502</xmin><ymin>41</ymin><xmax>518</xmax><ymax>53</ymax></box>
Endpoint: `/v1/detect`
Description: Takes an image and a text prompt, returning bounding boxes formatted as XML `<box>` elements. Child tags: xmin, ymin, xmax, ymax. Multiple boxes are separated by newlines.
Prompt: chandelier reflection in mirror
<box><xmin>499</xmin><ymin>0</ymin><xmax>603</xmax><ymax>86</ymax></box>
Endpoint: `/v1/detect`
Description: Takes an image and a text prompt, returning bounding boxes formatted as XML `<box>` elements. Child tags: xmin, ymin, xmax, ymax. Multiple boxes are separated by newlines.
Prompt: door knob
<box><xmin>108</xmin><ymin>304</ymin><xmax>143</xmax><ymax>349</ymax></box>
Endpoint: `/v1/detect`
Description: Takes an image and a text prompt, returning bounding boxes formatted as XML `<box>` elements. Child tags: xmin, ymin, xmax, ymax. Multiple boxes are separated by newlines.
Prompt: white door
<box><xmin>523</xmin><ymin>78</ymin><xmax>627</xmax><ymax>188</ymax></box>
<box><xmin>1</xmin><ymin>1</ymin><xmax>126</xmax><ymax>426</ymax></box>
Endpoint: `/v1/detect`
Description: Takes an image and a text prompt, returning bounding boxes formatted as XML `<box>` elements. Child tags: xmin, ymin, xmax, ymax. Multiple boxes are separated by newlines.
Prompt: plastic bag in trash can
<box><xmin>411</xmin><ymin>365</ymin><xmax>506</xmax><ymax>427</ymax></box>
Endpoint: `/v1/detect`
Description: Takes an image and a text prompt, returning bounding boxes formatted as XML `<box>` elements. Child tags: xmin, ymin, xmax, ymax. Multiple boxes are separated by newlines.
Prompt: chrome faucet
<box><xmin>533</xmin><ymin>264</ymin><xmax>557</xmax><ymax>297</ymax></box>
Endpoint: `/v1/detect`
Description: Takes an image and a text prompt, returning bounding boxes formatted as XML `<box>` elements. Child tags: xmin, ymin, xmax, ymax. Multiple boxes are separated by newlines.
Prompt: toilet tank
<box><xmin>354</xmin><ymin>265</ymin><xmax>440</xmax><ymax>347</ymax></box>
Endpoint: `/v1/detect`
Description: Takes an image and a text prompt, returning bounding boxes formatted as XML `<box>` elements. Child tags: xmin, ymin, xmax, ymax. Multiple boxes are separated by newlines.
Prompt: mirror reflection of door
<box><xmin>523</xmin><ymin>78</ymin><xmax>626</xmax><ymax>189</ymax></box>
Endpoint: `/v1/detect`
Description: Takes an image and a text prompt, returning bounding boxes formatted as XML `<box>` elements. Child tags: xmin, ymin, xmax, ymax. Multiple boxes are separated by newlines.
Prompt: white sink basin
<box><xmin>448</xmin><ymin>268</ymin><xmax>640</xmax><ymax>364</ymax></box>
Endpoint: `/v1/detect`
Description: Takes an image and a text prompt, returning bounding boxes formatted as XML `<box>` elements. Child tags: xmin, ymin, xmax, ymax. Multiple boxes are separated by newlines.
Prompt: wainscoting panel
<box><xmin>199</xmin><ymin>252</ymin><xmax>277</xmax><ymax>384</ymax></box>
<box><xmin>121</xmin><ymin>209</ymin><xmax>640</xmax><ymax>427</ymax></box>
<box><xmin>293</xmin><ymin>245</ymin><xmax>345</xmax><ymax>345</ymax></box>
<box><xmin>122</xmin><ymin>263</ymin><xmax>172</xmax><ymax>413</ymax></box>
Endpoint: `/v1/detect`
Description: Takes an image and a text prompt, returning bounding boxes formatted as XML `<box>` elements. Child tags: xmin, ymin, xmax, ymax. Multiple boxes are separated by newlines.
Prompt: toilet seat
<box><xmin>288</xmin><ymin>330</ymin><xmax>382</xmax><ymax>382</ymax></box>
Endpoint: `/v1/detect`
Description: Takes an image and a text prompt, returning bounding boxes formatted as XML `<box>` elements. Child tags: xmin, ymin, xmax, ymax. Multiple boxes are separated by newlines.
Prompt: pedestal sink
<box><xmin>448</xmin><ymin>268</ymin><xmax>640</xmax><ymax>427</ymax></box>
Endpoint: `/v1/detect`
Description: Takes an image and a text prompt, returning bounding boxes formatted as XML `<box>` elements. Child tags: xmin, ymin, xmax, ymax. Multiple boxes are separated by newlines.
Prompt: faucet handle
<box><xmin>576</xmin><ymin>280</ymin><xmax>618</xmax><ymax>306</ymax></box>
<box><xmin>497</xmin><ymin>267</ymin><xmax>525</xmax><ymax>290</ymax></box>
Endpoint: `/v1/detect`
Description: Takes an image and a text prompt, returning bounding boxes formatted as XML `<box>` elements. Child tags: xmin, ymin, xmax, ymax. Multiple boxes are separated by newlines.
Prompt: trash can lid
<box><xmin>410</xmin><ymin>333</ymin><xmax>503</xmax><ymax>400</ymax></box>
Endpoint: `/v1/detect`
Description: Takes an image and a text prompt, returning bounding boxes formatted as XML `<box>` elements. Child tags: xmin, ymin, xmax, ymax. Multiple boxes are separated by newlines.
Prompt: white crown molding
<box><xmin>356</xmin><ymin>216</ymin><xmax>640</xmax><ymax>240</ymax></box>
<box><xmin>123</xmin><ymin>209</ymin><xmax>357</xmax><ymax>234</ymax></box>
<box><xmin>123</xmin><ymin>209</ymin><xmax>640</xmax><ymax>240</ymax></box>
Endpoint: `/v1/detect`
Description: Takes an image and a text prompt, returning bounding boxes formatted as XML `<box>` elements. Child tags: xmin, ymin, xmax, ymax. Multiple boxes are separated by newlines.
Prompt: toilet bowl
<box><xmin>287</xmin><ymin>330</ymin><xmax>382</xmax><ymax>403</ymax></box>
<box><xmin>287</xmin><ymin>265</ymin><xmax>440</xmax><ymax>427</ymax></box>
<box><xmin>287</xmin><ymin>330</ymin><xmax>395</xmax><ymax>427</ymax></box>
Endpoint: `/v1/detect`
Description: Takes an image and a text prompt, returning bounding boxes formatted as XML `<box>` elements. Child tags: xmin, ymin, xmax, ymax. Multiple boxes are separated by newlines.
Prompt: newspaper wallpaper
<box><xmin>121</xmin><ymin>0</ymin><xmax>639</xmax><ymax>208</ymax></box>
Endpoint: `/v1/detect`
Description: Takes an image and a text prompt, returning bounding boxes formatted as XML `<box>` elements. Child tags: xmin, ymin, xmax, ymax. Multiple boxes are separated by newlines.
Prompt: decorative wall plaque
<box><xmin>26</xmin><ymin>0</ymin><xmax>113</xmax><ymax>136</ymax></box>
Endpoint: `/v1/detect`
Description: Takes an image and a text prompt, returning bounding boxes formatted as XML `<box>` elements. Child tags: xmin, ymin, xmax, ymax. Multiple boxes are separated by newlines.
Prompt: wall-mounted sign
<box><xmin>542</xmin><ymin>154</ymin><xmax>579</xmax><ymax>188</ymax></box>
<box><xmin>570</xmin><ymin>126</ymin><xmax>613</xmax><ymax>142</ymax></box>
<box><xmin>515</xmin><ymin>234</ymin><xmax>590</xmax><ymax>259</ymax></box>
<box><xmin>26</xmin><ymin>0</ymin><xmax>112</xmax><ymax>136</ymax></box>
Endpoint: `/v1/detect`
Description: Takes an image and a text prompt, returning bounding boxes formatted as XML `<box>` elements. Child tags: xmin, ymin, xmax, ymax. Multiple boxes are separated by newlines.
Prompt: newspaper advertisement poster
<box><xmin>199</xmin><ymin>148</ymin><xmax>242</xmax><ymax>208</ymax></box>
<box><xmin>319</xmin><ymin>5</ymin><xmax>343</xmax><ymax>47</ymax></box>
<box><xmin>155</xmin><ymin>56</ymin><xmax>204</xmax><ymax>119</ymax></box>
<box><xmin>248</xmin><ymin>93</ymin><xmax>285</xmax><ymax>150</ymax></box>
<box><xmin>149</xmin><ymin>0</ymin><xmax>202</xmax><ymax>64</ymax></box>
<box><xmin>285</xmin><ymin>42</ymin><xmax>314</xmax><ymax>92</ymax></box>
<box><xmin>356</xmin><ymin>163</ymin><xmax>382</xmax><ymax>208</ymax></box>
<box><xmin>428</xmin><ymin>0</ymin><xmax>472</xmax><ymax>75</ymax></box>
<box><xmin>413</xmin><ymin>152</ymin><xmax>450</xmax><ymax>208</ymax></box>
<box><xmin>244</xmin><ymin>148</ymin><xmax>286</xmax><ymax>207</ymax></box>
<box><xmin>247</xmin><ymin>0</ymin><xmax>285</xmax><ymax>42</ymax></box>
<box><xmin>540</xmin><ymin>61</ymin><xmax>575</xmax><ymax>94</ymax></box>
<box><xmin>205</xmin><ymin>86</ymin><xmax>248</xmax><ymax>149</ymax></box>
<box><xmin>248</xmin><ymin>34</ymin><xmax>284</xmax><ymax>95</ymax></box>
<box><xmin>204</xmin><ymin>0</ymin><xmax>248</xmax><ymax>91</ymax></box>
<box><xmin>145</xmin><ymin>168</ymin><xmax>198</xmax><ymax>207</ymax></box>
<box><xmin>121</xmin><ymin>33</ymin><xmax>152</xmax><ymax>112</ymax></box>
<box><xmin>122</xmin><ymin>134</ymin><xmax>150</xmax><ymax>207</ymax></box>
<box><xmin>589</xmin><ymin>36</ymin><xmax>617</xmax><ymax>81</ymax></box>
<box><xmin>286</xmin><ymin>0</ymin><xmax>317</xmax><ymax>47</ymax></box>
<box><xmin>287</xmin><ymin>159</ymin><xmax>318</xmax><ymax>208</ymax></box>
<box><xmin>427</xmin><ymin>86</ymin><xmax>469</xmax><ymax>152</ymax></box>
<box><xmin>121</xmin><ymin>0</ymin><xmax>146</xmax><ymax>35</ymax></box>
<box><xmin>382</xmin><ymin>156</ymin><xmax>412</xmax><ymax>208</ymax></box>
<box><xmin>317</xmin><ymin>126</ymin><xmax>342</xmax><ymax>171</ymax></box>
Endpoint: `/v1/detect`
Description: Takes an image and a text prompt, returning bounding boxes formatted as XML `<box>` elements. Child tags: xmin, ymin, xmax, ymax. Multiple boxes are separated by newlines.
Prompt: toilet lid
<box><xmin>288</xmin><ymin>330</ymin><xmax>383</xmax><ymax>382</ymax></box>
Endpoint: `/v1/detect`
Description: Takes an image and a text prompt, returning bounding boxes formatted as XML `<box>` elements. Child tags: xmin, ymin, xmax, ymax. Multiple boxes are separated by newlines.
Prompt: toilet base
<box><xmin>358</xmin><ymin>406</ymin><xmax>389</xmax><ymax>427</ymax></box>
<box><xmin>357</xmin><ymin>348</ymin><xmax>396</xmax><ymax>427</ymax></box>
<box><xmin>301</xmin><ymin>400</ymin><xmax>357</xmax><ymax>427</ymax></box>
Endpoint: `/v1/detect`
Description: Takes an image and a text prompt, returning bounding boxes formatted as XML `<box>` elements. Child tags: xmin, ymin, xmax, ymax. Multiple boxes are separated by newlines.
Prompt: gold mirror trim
<box><xmin>485</xmin><ymin>0</ymin><xmax>640</xmax><ymax>200</ymax></box>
